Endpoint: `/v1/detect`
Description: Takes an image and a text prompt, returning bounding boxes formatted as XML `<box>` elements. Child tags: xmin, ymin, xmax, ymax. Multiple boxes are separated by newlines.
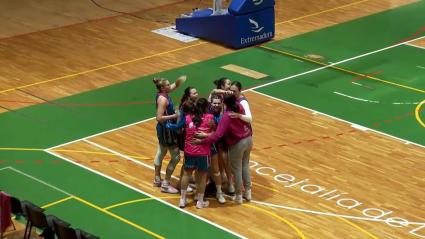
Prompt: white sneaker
<box><xmin>216</xmin><ymin>192</ymin><xmax>226</xmax><ymax>204</ymax></box>
<box><xmin>161</xmin><ymin>182</ymin><xmax>179</xmax><ymax>194</ymax></box>
<box><xmin>227</xmin><ymin>184</ymin><xmax>235</xmax><ymax>194</ymax></box>
<box><xmin>186</xmin><ymin>185</ymin><xmax>194</xmax><ymax>193</ymax></box>
<box><xmin>179</xmin><ymin>198</ymin><xmax>188</xmax><ymax>208</ymax></box>
<box><xmin>234</xmin><ymin>194</ymin><xmax>243</xmax><ymax>204</ymax></box>
<box><xmin>196</xmin><ymin>200</ymin><xmax>209</xmax><ymax>209</ymax></box>
<box><xmin>153</xmin><ymin>178</ymin><xmax>161</xmax><ymax>187</ymax></box>
<box><xmin>243</xmin><ymin>189</ymin><xmax>252</xmax><ymax>201</ymax></box>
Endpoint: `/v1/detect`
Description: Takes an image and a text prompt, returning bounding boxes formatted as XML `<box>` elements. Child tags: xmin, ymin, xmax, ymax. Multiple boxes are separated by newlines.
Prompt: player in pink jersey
<box><xmin>168</xmin><ymin>98</ymin><xmax>215</xmax><ymax>209</ymax></box>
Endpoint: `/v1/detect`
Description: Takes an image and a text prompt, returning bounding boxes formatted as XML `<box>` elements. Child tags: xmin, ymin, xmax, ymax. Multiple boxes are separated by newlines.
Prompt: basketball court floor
<box><xmin>0</xmin><ymin>0</ymin><xmax>424</xmax><ymax>238</ymax></box>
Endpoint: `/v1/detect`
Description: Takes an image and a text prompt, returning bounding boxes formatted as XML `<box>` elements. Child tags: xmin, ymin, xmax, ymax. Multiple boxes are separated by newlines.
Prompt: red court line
<box><xmin>394</xmin><ymin>26</ymin><xmax>425</xmax><ymax>45</ymax></box>
<box><xmin>0</xmin><ymin>0</ymin><xmax>184</xmax><ymax>41</ymax></box>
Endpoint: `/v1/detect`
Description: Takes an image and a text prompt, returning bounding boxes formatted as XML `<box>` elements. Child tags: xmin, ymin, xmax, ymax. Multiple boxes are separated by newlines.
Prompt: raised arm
<box><xmin>169</xmin><ymin>75</ymin><xmax>187</xmax><ymax>92</ymax></box>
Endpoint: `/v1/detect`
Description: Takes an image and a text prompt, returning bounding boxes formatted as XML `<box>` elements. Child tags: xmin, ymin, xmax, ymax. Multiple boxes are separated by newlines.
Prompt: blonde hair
<box><xmin>153</xmin><ymin>77</ymin><xmax>168</xmax><ymax>91</ymax></box>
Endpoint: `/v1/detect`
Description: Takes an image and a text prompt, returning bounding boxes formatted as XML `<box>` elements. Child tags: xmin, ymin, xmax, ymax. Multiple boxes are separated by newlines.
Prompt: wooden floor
<box><xmin>54</xmin><ymin>91</ymin><xmax>425</xmax><ymax>238</ymax></box>
<box><xmin>1</xmin><ymin>0</ymin><xmax>423</xmax><ymax>238</ymax></box>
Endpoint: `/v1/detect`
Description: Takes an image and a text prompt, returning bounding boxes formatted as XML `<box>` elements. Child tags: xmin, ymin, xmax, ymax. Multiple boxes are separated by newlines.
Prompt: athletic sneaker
<box><xmin>153</xmin><ymin>178</ymin><xmax>162</xmax><ymax>187</ymax></box>
<box><xmin>179</xmin><ymin>198</ymin><xmax>188</xmax><ymax>208</ymax></box>
<box><xmin>186</xmin><ymin>185</ymin><xmax>194</xmax><ymax>193</ymax></box>
<box><xmin>161</xmin><ymin>181</ymin><xmax>179</xmax><ymax>194</ymax></box>
<box><xmin>243</xmin><ymin>189</ymin><xmax>252</xmax><ymax>201</ymax></box>
<box><xmin>216</xmin><ymin>192</ymin><xmax>226</xmax><ymax>204</ymax></box>
<box><xmin>234</xmin><ymin>194</ymin><xmax>243</xmax><ymax>204</ymax></box>
<box><xmin>227</xmin><ymin>184</ymin><xmax>235</xmax><ymax>194</ymax></box>
<box><xmin>196</xmin><ymin>200</ymin><xmax>209</xmax><ymax>209</ymax></box>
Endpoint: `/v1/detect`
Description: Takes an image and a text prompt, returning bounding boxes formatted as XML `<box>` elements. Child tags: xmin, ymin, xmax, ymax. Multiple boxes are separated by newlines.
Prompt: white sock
<box><xmin>198</xmin><ymin>193</ymin><xmax>204</xmax><ymax>202</ymax></box>
<box><xmin>181</xmin><ymin>190</ymin><xmax>187</xmax><ymax>200</ymax></box>
<box><xmin>216</xmin><ymin>185</ymin><xmax>222</xmax><ymax>193</ymax></box>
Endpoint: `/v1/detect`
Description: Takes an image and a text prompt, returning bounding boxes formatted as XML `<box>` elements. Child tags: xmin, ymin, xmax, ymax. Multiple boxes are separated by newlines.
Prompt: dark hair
<box><xmin>193</xmin><ymin>98</ymin><xmax>209</xmax><ymax>128</ymax></box>
<box><xmin>213</xmin><ymin>77</ymin><xmax>229</xmax><ymax>90</ymax></box>
<box><xmin>210</xmin><ymin>94</ymin><xmax>222</xmax><ymax>102</ymax></box>
<box><xmin>180</xmin><ymin>87</ymin><xmax>194</xmax><ymax>108</ymax></box>
<box><xmin>224</xmin><ymin>94</ymin><xmax>239</xmax><ymax>113</ymax></box>
<box><xmin>181</xmin><ymin>100</ymin><xmax>194</xmax><ymax>115</ymax></box>
<box><xmin>230</xmin><ymin>81</ymin><xmax>242</xmax><ymax>91</ymax></box>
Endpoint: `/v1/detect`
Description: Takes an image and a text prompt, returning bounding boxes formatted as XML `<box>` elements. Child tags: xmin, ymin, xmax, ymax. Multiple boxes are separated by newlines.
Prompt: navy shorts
<box><xmin>184</xmin><ymin>154</ymin><xmax>211</xmax><ymax>171</ymax></box>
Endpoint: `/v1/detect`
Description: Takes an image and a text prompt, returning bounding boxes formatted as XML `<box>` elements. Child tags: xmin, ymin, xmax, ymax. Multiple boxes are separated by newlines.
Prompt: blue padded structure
<box><xmin>176</xmin><ymin>0</ymin><xmax>275</xmax><ymax>49</ymax></box>
<box><xmin>229</xmin><ymin>0</ymin><xmax>275</xmax><ymax>15</ymax></box>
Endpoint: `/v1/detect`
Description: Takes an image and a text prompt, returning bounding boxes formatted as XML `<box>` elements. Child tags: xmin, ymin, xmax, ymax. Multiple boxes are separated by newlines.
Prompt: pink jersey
<box><xmin>184</xmin><ymin>113</ymin><xmax>215</xmax><ymax>156</ymax></box>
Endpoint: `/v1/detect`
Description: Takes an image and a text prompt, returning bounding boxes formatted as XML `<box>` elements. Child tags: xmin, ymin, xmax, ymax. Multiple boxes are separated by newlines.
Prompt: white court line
<box><xmin>45</xmin><ymin>149</ymin><xmax>248</xmax><ymax>239</ymax></box>
<box><xmin>251</xmin><ymin>90</ymin><xmax>425</xmax><ymax>149</ymax></box>
<box><xmin>83</xmin><ymin>139</ymin><xmax>180</xmax><ymax>181</ymax></box>
<box><xmin>5</xmin><ymin>166</ymin><xmax>72</xmax><ymax>196</ymax></box>
<box><xmin>351</xmin><ymin>82</ymin><xmax>363</xmax><ymax>86</ymax></box>
<box><xmin>251</xmin><ymin>200</ymin><xmax>425</xmax><ymax>226</ymax></box>
<box><xmin>335</xmin><ymin>90</ymin><xmax>419</xmax><ymax>105</ymax></box>
<box><xmin>0</xmin><ymin>166</ymin><xmax>11</xmax><ymax>171</ymax></box>
<box><xmin>249</xmin><ymin>35</ymin><xmax>425</xmax><ymax>91</ymax></box>
<box><xmin>46</xmin><ymin>35</ymin><xmax>425</xmax><ymax>151</ymax></box>
<box><xmin>47</xmin><ymin>117</ymin><xmax>155</xmax><ymax>150</ymax></box>
<box><xmin>334</xmin><ymin>91</ymin><xmax>380</xmax><ymax>103</ymax></box>
<box><xmin>405</xmin><ymin>43</ymin><xmax>425</xmax><ymax>50</ymax></box>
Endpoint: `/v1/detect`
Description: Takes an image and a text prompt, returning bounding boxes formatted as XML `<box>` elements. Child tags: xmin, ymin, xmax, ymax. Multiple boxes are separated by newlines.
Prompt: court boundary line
<box><xmin>7</xmin><ymin>167</ymin><xmax>72</xmax><ymax>196</ymax></box>
<box><xmin>250</xmin><ymin>90</ymin><xmax>424</xmax><ymax>148</ymax></box>
<box><xmin>259</xmin><ymin>44</ymin><xmax>424</xmax><ymax>94</ymax></box>
<box><xmin>251</xmin><ymin>36</ymin><xmax>425</xmax><ymax>93</ymax></box>
<box><xmin>45</xmin><ymin>149</ymin><xmax>248</xmax><ymax>239</ymax></box>
<box><xmin>48</xmin><ymin>116</ymin><xmax>155</xmax><ymax>150</ymax></box>
<box><xmin>405</xmin><ymin>43</ymin><xmax>425</xmax><ymax>50</ymax></box>
<box><xmin>82</xmin><ymin>138</ymin><xmax>181</xmax><ymax>181</ymax></box>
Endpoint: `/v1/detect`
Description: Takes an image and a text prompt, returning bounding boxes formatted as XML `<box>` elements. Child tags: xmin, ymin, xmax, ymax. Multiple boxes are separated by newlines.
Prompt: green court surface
<box><xmin>1</xmin><ymin>1</ymin><xmax>424</xmax><ymax>238</ymax></box>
